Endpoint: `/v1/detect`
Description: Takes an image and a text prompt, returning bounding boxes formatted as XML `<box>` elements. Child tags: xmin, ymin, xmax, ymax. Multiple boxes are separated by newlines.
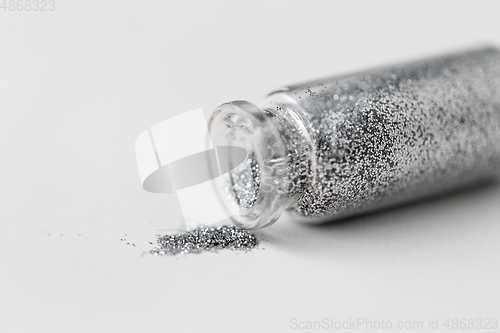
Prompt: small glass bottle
<box><xmin>209</xmin><ymin>47</ymin><xmax>500</xmax><ymax>229</ymax></box>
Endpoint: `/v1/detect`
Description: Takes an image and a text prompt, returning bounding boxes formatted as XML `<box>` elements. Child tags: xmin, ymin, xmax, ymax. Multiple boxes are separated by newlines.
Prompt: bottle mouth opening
<box><xmin>209</xmin><ymin>101</ymin><xmax>290</xmax><ymax>229</ymax></box>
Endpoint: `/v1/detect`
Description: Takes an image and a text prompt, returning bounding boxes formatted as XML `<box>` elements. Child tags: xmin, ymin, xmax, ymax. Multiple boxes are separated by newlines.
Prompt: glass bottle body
<box><xmin>210</xmin><ymin>48</ymin><xmax>500</xmax><ymax>229</ymax></box>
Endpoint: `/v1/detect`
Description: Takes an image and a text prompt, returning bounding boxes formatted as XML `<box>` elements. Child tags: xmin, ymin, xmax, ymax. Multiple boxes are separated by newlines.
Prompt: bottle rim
<box><xmin>208</xmin><ymin>100</ymin><xmax>292</xmax><ymax>229</ymax></box>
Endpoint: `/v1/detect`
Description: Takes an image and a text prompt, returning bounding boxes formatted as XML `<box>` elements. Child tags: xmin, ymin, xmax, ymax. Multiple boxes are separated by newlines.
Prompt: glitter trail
<box><xmin>150</xmin><ymin>225</ymin><xmax>259</xmax><ymax>255</ymax></box>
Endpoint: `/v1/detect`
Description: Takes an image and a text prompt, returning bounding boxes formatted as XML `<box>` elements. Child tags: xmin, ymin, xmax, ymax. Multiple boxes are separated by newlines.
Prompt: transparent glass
<box><xmin>209</xmin><ymin>47</ymin><xmax>500</xmax><ymax>229</ymax></box>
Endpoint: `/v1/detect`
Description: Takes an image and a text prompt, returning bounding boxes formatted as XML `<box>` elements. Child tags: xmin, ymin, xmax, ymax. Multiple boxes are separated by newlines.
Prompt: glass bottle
<box><xmin>209</xmin><ymin>47</ymin><xmax>500</xmax><ymax>229</ymax></box>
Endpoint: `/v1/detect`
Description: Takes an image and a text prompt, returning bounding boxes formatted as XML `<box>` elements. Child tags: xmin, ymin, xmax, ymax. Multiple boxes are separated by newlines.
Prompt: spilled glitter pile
<box><xmin>150</xmin><ymin>225</ymin><xmax>258</xmax><ymax>255</ymax></box>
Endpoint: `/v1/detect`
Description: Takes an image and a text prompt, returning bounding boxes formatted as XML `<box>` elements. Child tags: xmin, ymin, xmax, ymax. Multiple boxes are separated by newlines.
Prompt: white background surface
<box><xmin>1</xmin><ymin>1</ymin><xmax>500</xmax><ymax>332</ymax></box>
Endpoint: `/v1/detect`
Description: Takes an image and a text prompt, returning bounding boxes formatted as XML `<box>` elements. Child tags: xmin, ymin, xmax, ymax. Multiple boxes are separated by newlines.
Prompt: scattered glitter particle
<box><xmin>151</xmin><ymin>225</ymin><xmax>258</xmax><ymax>256</ymax></box>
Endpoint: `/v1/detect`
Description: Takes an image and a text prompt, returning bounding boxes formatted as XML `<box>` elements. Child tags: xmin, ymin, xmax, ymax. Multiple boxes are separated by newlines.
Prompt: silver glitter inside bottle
<box><xmin>209</xmin><ymin>47</ymin><xmax>500</xmax><ymax>229</ymax></box>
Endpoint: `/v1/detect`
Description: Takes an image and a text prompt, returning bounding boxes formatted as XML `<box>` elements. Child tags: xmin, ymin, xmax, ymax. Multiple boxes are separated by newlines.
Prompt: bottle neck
<box><xmin>209</xmin><ymin>99</ymin><xmax>313</xmax><ymax>229</ymax></box>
